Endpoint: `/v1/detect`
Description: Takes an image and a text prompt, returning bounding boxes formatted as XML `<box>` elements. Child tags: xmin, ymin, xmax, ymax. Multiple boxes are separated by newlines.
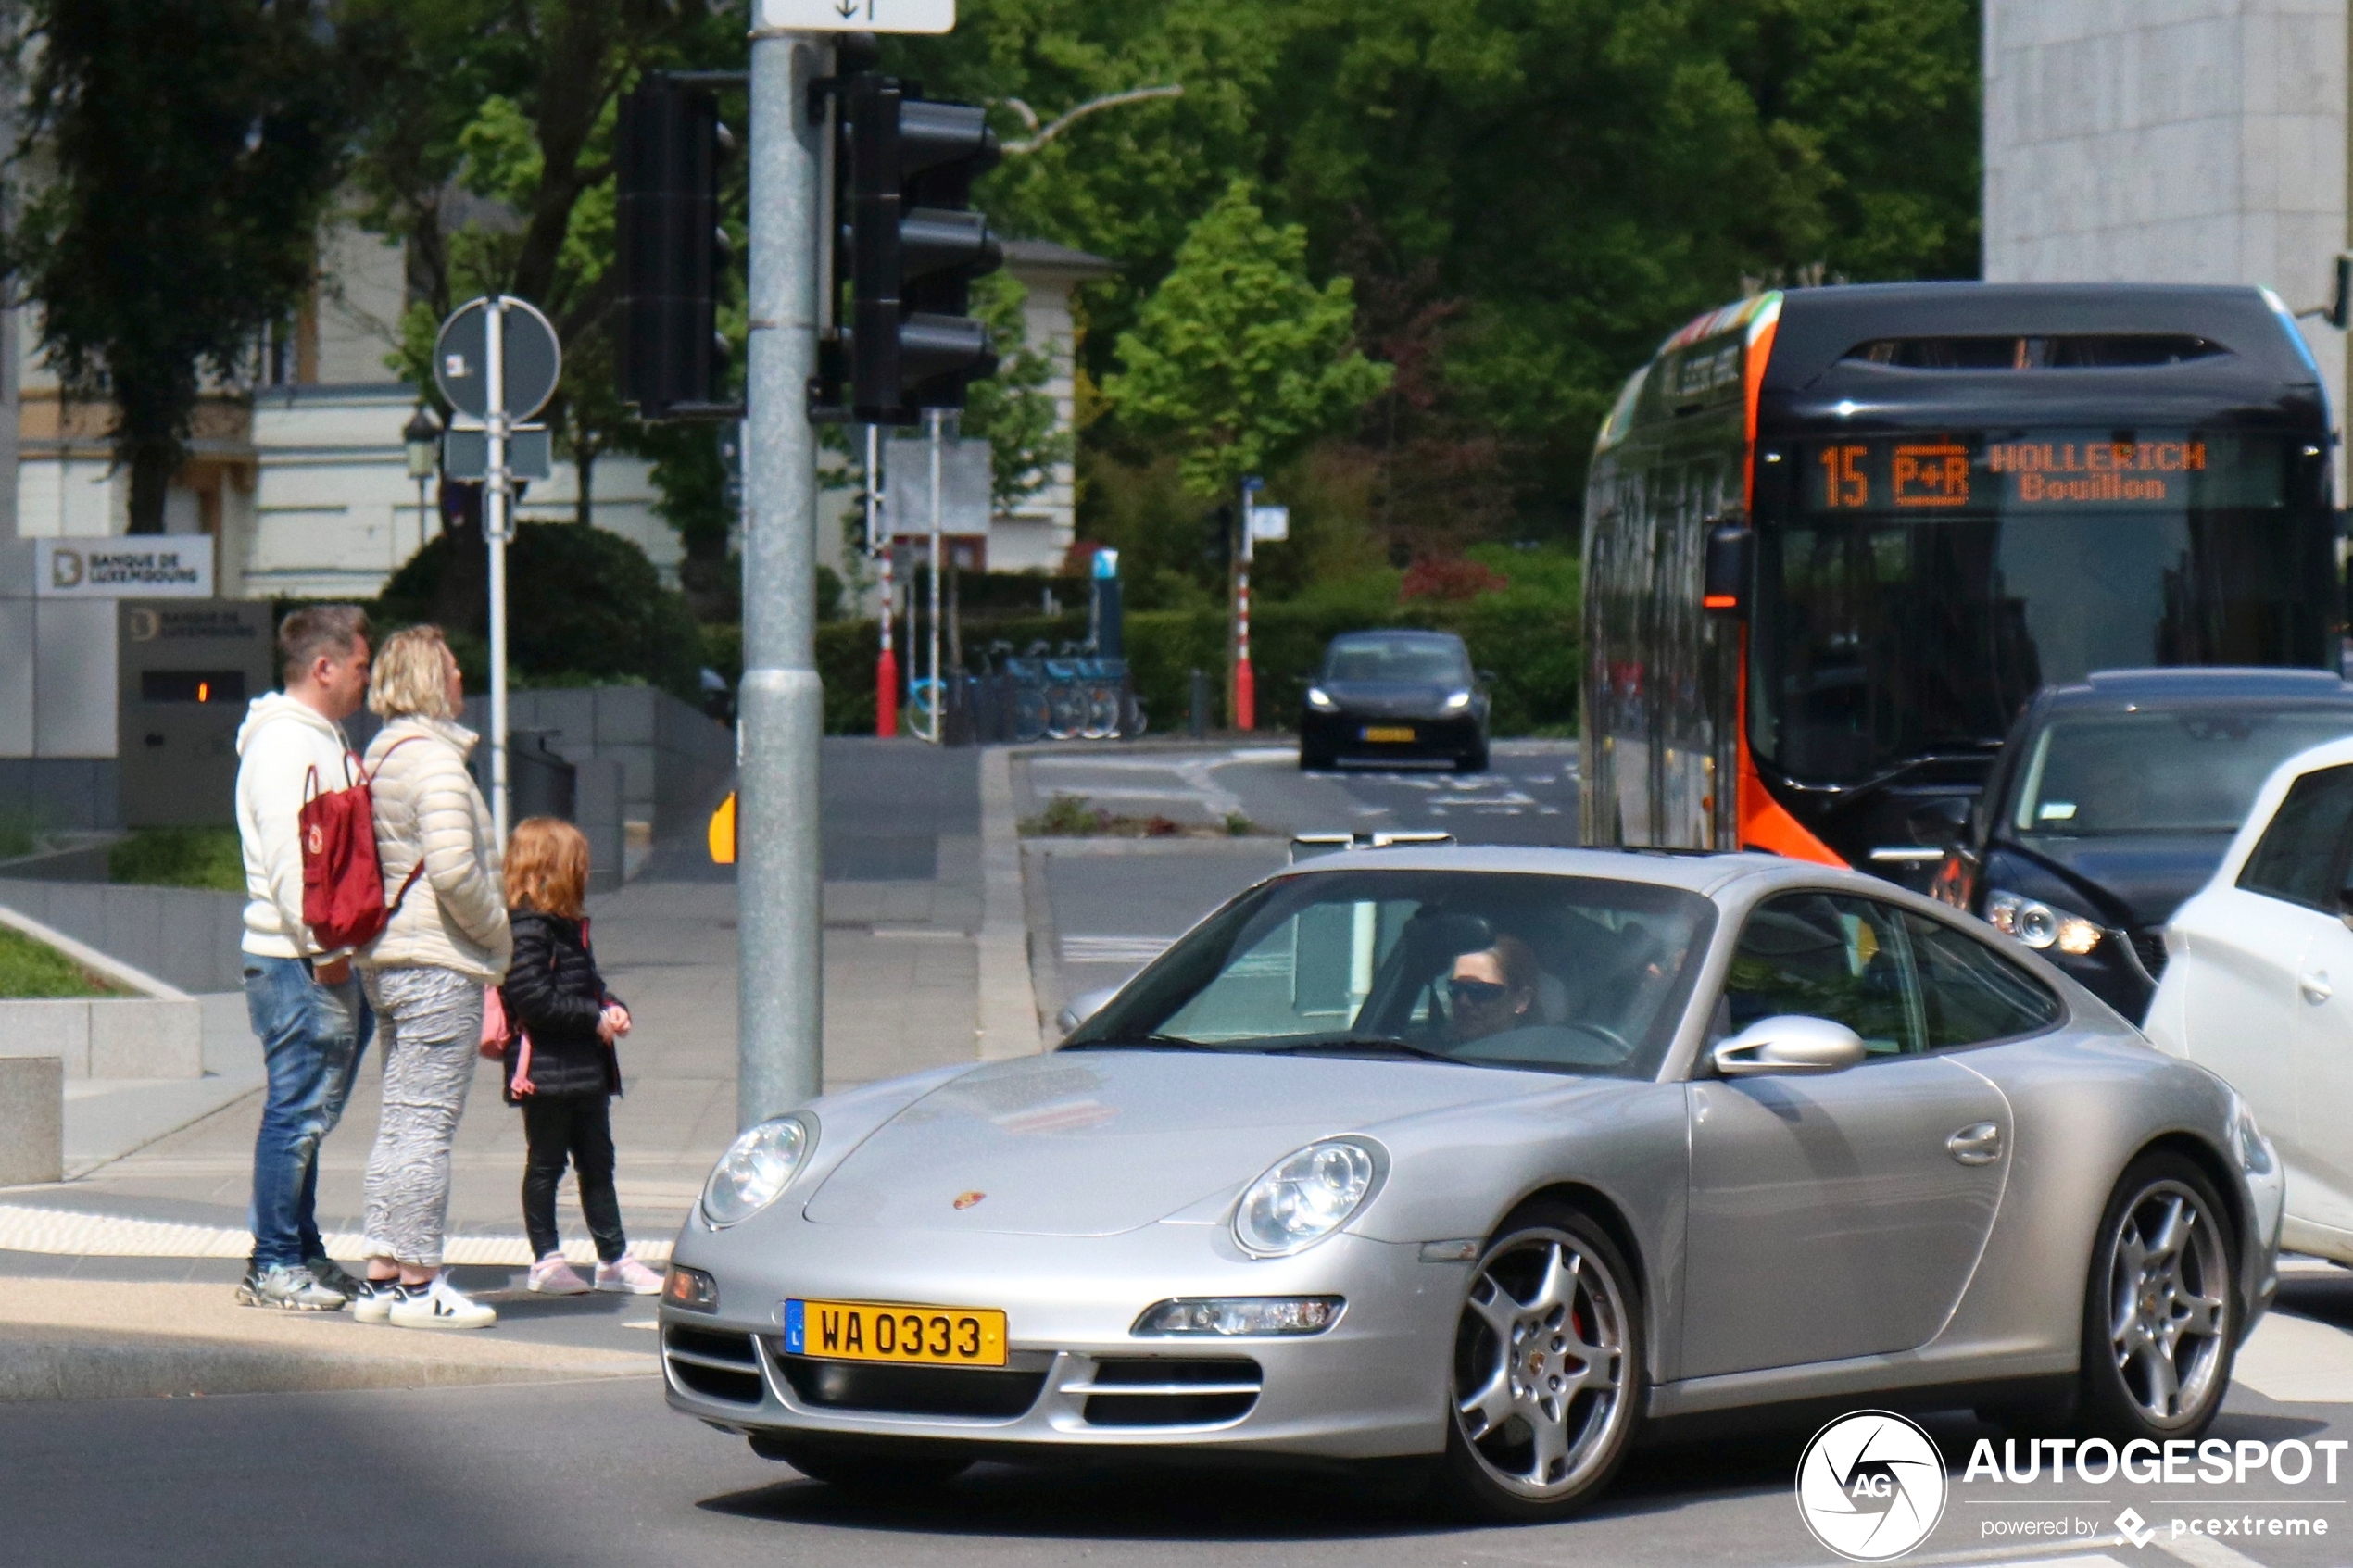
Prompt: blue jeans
<box><xmin>244</xmin><ymin>957</ymin><xmax>371</xmax><ymax>1270</ymax></box>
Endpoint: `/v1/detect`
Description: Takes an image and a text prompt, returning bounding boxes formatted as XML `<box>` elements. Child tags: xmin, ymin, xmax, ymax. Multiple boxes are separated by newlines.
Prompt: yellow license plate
<box><xmin>1363</xmin><ymin>725</ymin><xmax>1416</xmax><ymax>743</ymax></box>
<box><xmin>782</xmin><ymin>1298</ymin><xmax>1008</xmax><ymax>1366</ymax></box>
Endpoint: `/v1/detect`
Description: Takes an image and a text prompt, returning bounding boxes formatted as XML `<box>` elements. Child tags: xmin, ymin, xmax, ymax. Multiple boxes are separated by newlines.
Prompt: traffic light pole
<box><xmin>484</xmin><ymin>295</ymin><xmax>510</xmax><ymax>843</ymax></box>
<box><xmin>737</xmin><ymin>26</ymin><xmax>825</xmax><ymax>1127</ymax></box>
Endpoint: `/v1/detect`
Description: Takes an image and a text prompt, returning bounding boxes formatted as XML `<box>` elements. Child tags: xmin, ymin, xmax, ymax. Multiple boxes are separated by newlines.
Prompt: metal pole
<box><xmin>926</xmin><ymin>408</ymin><xmax>944</xmax><ymax>745</ymax></box>
<box><xmin>870</xmin><ymin>424</ymin><xmax>896</xmax><ymax>737</ymax></box>
<box><xmin>736</xmin><ymin>25</ymin><xmax>826</xmax><ymax>1127</ymax></box>
<box><xmin>1234</xmin><ymin>476</ymin><xmax>1256</xmax><ymax>732</ymax></box>
<box><xmin>486</xmin><ymin>295</ymin><xmax>510</xmax><ymax>842</ymax></box>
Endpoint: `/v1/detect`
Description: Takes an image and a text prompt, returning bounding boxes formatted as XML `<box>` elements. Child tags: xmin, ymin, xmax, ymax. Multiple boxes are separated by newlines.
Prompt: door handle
<box><xmin>1946</xmin><ymin>1122</ymin><xmax>2002</xmax><ymax>1166</ymax></box>
<box><xmin>2302</xmin><ymin>972</ymin><xmax>2334</xmax><ymax>1004</ymax></box>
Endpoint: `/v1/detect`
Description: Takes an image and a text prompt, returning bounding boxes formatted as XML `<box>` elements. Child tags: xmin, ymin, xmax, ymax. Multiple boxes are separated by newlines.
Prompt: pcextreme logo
<box><xmin>1795</xmin><ymin>1410</ymin><xmax>1949</xmax><ymax>1562</ymax></box>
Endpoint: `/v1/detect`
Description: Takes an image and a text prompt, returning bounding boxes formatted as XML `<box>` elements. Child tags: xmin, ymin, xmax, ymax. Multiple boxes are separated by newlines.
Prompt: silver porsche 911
<box><xmin>661</xmin><ymin>846</ymin><xmax>2283</xmax><ymax>1520</ymax></box>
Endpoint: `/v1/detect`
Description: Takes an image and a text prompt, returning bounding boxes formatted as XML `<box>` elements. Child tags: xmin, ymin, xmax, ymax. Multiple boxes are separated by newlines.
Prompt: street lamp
<box><xmin>402</xmin><ymin>405</ymin><xmax>442</xmax><ymax>548</ymax></box>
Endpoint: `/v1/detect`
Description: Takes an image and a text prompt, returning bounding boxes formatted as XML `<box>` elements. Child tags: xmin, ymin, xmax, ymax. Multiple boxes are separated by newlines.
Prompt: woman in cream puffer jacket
<box><xmin>353</xmin><ymin>625</ymin><xmax>511</xmax><ymax>1329</ymax></box>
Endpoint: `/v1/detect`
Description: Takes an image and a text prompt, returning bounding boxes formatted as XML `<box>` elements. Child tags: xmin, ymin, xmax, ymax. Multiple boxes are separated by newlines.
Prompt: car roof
<box><xmin>1272</xmin><ymin>843</ymin><xmax>1891</xmax><ymax>902</ymax></box>
<box><xmin>1327</xmin><ymin>629</ymin><xmax>1465</xmax><ymax>645</ymax></box>
<box><xmin>2035</xmin><ymin>667</ymin><xmax>2353</xmax><ymax>711</ymax></box>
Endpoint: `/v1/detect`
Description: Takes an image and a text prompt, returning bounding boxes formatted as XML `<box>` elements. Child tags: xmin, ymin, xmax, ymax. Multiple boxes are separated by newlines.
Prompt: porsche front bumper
<box><xmin>661</xmin><ymin>1217</ymin><xmax>1462</xmax><ymax>1460</ymax></box>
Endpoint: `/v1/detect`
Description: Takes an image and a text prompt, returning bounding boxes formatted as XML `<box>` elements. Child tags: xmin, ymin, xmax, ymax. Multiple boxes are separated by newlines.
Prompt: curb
<box><xmin>0</xmin><ymin>1324</ymin><xmax>657</xmax><ymax>1402</ymax></box>
<box><xmin>976</xmin><ymin>747</ymin><xmax>1043</xmax><ymax>1060</ymax></box>
<box><xmin>0</xmin><ymin>1279</ymin><xmax>657</xmax><ymax>1402</ymax></box>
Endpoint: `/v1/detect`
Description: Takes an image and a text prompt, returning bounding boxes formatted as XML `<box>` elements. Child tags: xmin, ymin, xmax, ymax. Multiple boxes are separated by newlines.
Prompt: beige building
<box><xmin>1983</xmin><ymin>0</ymin><xmax>2349</xmax><ymax>476</ymax></box>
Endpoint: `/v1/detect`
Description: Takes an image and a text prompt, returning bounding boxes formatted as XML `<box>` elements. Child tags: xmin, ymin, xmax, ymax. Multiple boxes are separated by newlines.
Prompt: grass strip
<box><xmin>108</xmin><ymin>827</ymin><xmax>245</xmax><ymax>892</ymax></box>
<box><xmin>0</xmin><ymin>925</ymin><xmax>124</xmax><ymax>998</ymax></box>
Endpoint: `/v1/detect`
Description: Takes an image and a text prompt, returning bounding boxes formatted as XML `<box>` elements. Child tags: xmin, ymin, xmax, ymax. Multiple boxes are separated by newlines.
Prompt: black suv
<box><xmin>1933</xmin><ymin>667</ymin><xmax>2353</xmax><ymax>1022</ymax></box>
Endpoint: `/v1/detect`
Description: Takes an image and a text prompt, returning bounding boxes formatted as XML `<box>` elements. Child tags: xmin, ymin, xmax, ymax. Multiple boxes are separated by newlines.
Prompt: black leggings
<box><xmin>521</xmin><ymin>1097</ymin><xmax>626</xmax><ymax>1264</ymax></box>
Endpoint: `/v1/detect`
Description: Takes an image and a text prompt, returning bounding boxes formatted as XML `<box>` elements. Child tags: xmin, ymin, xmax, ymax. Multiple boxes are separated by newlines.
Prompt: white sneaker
<box><xmin>389</xmin><ymin>1274</ymin><xmax>497</xmax><ymax>1330</ymax></box>
<box><xmin>348</xmin><ymin>1276</ymin><xmax>404</xmax><ymax>1324</ymax></box>
<box><xmin>595</xmin><ymin>1256</ymin><xmax>665</xmax><ymax>1295</ymax></box>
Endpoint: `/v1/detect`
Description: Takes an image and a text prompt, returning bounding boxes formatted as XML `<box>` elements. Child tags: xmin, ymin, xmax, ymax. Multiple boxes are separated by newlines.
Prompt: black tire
<box><xmin>1435</xmin><ymin>1203</ymin><xmax>1644</xmax><ymax>1523</ymax></box>
<box><xmin>2074</xmin><ymin>1152</ymin><xmax>2239</xmax><ymax>1445</ymax></box>
<box><xmin>1455</xmin><ymin>746</ymin><xmax>1489</xmax><ymax>774</ymax></box>
<box><xmin>748</xmin><ymin>1435</ymin><xmax>973</xmax><ymax>1494</ymax></box>
<box><xmin>1300</xmin><ymin>749</ymin><xmax>1333</xmax><ymax>771</ymax></box>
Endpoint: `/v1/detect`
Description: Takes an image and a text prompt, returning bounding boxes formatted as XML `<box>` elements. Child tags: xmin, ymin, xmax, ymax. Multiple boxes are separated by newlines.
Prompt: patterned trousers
<box><xmin>359</xmin><ymin>965</ymin><xmax>484</xmax><ymax>1267</ymax></box>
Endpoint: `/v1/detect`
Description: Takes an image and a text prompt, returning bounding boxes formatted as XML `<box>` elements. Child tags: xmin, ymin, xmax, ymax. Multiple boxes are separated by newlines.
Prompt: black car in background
<box><xmin>1933</xmin><ymin>667</ymin><xmax>2353</xmax><ymax>1021</ymax></box>
<box><xmin>1299</xmin><ymin>630</ymin><xmax>1491</xmax><ymax>772</ymax></box>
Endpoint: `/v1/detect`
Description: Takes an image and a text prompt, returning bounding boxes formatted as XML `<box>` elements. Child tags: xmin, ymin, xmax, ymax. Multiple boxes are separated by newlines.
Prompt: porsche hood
<box><xmin>799</xmin><ymin>1049</ymin><xmax>1547</xmax><ymax>1237</ymax></box>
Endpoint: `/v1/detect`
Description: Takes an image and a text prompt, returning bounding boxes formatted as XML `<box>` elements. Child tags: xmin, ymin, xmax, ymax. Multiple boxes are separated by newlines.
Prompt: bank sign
<box><xmin>34</xmin><ymin>539</ymin><xmax>214</xmax><ymax>598</ymax></box>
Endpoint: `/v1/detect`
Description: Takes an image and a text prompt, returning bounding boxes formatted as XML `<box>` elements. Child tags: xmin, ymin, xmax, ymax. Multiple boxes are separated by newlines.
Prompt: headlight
<box><xmin>1986</xmin><ymin>889</ymin><xmax>2103</xmax><ymax>955</ymax></box>
<box><xmin>1233</xmin><ymin>1137</ymin><xmax>1384</xmax><ymax>1257</ymax></box>
<box><xmin>1444</xmin><ymin>689</ymin><xmax>1472</xmax><ymax>709</ymax></box>
<box><xmin>2233</xmin><ymin>1097</ymin><xmax>2275</xmax><ymax>1176</ymax></box>
<box><xmin>1132</xmin><ymin>1297</ymin><xmax>1345</xmax><ymax>1336</ymax></box>
<box><xmin>700</xmin><ymin>1115</ymin><xmax>813</xmax><ymax>1228</ymax></box>
<box><xmin>1305</xmin><ymin>686</ymin><xmax>1337</xmax><ymax>710</ymax></box>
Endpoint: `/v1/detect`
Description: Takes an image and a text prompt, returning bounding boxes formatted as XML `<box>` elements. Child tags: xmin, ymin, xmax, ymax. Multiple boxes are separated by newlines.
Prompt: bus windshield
<box><xmin>1750</xmin><ymin>432</ymin><xmax>2333</xmax><ymax>785</ymax></box>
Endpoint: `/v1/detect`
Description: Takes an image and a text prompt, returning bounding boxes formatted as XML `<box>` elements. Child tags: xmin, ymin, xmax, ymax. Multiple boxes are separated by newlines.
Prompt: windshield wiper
<box><xmin>1256</xmin><ymin>1035</ymin><xmax>1463</xmax><ymax>1065</ymax></box>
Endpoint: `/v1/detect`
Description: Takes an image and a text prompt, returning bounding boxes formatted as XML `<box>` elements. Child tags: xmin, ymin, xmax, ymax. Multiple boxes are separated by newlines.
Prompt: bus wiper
<box><xmin>1062</xmin><ymin>1035</ymin><xmax>1225</xmax><ymax>1052</ymax></box>
<box><xmin>1257</xmin><ymin>1035</ymin><xmax>1462</xmax><ymax>1064</ymax></box>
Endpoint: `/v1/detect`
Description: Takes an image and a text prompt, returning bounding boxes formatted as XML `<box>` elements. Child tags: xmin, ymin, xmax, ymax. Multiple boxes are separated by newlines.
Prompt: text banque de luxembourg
<box><xmin>1966</xmin><ymin>1436</ymin><xmax>2346</xmax><ymax>1489</ymax></box>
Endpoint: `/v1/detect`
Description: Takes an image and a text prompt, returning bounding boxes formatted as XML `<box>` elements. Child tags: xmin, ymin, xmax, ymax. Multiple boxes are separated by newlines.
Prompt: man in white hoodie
<box><xmin>233</xmin><ymin>605</ymin><xmax>374</xmax><ymax>1310</ymax></box>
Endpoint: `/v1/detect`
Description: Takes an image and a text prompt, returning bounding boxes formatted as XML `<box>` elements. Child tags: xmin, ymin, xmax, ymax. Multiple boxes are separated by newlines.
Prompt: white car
<box><xmin>2147</xmin><ymin>734</ymin><xmax>2353</xmax><ymax>1262</ymax></box>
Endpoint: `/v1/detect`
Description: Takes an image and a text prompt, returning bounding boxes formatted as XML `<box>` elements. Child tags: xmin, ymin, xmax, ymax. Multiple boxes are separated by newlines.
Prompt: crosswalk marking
<box><xmin>0</xmin><ymin>1202</ymin><xmax>671</xmax><ymax>1267</ymax></box>
<box><xmin>1060</xmin><ymin>935</ymin><xmax>1172</xmax><ymax>965</ymax></box>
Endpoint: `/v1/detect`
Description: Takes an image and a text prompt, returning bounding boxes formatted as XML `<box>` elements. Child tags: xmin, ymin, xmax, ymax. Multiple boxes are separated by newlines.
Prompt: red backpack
<box><xmin>299</xmin><ymin>740</ymin><xmax>423</xmax><ymax>952</ymax></box>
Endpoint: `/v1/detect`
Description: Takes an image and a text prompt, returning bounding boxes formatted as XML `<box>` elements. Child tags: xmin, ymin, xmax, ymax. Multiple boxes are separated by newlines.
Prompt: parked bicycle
<box><xmin>978</xmin><ymin>640</ymin><xmax>1145</xmax><ymax>742</ymax></box>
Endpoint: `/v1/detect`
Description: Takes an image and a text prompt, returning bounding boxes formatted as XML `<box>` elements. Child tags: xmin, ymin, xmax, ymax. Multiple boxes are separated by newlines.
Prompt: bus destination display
<box><xmin>1804</xmin><ymin>433</ymin><xmax>2282</xmax><ymax>514</ymax></box>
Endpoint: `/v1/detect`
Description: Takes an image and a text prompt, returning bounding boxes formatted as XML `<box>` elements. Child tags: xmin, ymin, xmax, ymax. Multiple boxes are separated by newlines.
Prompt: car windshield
<box><xmin>1324</xmin><ymin>638</ymin><xmax>1469</xmax><ymax>684</ymax></box>
<box><xmin>2007</xmin><ymin>708</ymin><xmax>2353</xmax><ymax>837</ymax></box>
<box><xmin>1063</xmin><ymin>868</ymin><xmax>1715</xmax><ymax>1078</ymax></box>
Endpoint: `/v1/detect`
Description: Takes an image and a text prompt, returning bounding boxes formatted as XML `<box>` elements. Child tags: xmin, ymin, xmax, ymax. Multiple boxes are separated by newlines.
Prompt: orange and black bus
<box><xmin>1579</xmin><ymin>282</ymin><xmax>2339</xmax><ymax>885</ymax></box>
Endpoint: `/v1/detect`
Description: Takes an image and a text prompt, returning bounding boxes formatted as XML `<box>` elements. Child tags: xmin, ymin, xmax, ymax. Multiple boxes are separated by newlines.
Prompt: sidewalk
<box><xmin>0</xmin><ymin>737</ymin><xmax>1035</xmax><ymax>1398</ymax></box>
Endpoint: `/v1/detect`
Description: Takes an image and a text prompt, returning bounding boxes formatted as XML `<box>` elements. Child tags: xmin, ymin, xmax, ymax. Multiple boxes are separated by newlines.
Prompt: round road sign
<box><xmin>433</xmin><ymin>296</ymin><xmax>562</xmax><ymax>420</ymax></box>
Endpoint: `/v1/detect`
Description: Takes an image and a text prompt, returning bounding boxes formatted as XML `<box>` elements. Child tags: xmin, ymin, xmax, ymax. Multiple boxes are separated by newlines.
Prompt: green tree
<box><xmin>963</xmin><ymin>272</ymin><xmax>1071</xmax><ymax>515</ymax></box>
<box><xmin>1103</xmin><ymin>182</ymin><xmax>1391</xmax><ymax>498</ymax></box>
<box><xmin>10</xmin><ymin>0</ymin><xmax>348</xmax><ymax>533</ymax></box>
<box><xmin>340</xmin><ymin>0</ymin><xmax>739</xmax><ymax>628</ymax></box>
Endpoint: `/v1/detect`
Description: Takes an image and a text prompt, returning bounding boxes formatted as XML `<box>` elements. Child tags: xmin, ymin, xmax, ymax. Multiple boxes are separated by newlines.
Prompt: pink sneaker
<box><xmin>595</xmin><ymin>1256</ymin><xmax>664</xmax><ymax>1295</ymax></box>
<box><xmin>527</xmin><ymin>1254</ymin><xmax>591</xmax><ymax>1295</ymax></box>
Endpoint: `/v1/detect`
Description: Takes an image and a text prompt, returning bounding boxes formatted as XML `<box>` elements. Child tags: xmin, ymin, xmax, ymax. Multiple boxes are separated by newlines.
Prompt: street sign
<box><xmin>35</xmin><ymin>538</ymin><xmax>213</xmax><ymax>598</ymax></box>
<box><xmin>880</xmin><ymin>432</ymin><xmax>990</xmax><ymax>537</ymax></box>
<box><xmin>443</xmin><ymin>425</ymin><xmax>553</xmax><ymax>482</ymax></box>
<box><xmin>758</xmin><ymin>0</ymin><xmax>953</xmax><ymax>32</ymax></box>
<box><xmin>1248</xmin><ymin>504</ymin><xmax>1290</xmax><ymax>543</ymax></box>
<box><xmin>434</xmin><ymin>296</ymin><xmax>561</xmax><ymax>420</ymax></box>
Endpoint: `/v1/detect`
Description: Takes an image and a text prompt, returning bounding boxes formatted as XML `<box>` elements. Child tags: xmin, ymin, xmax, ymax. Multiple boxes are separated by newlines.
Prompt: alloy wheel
<box><xmin>1452</xmin><ymin>1227</ymin><xmax>1632</xmax><ymax>1498</ymax></box>
<box><xmin>2105</xmin><ymin>1179</ymin><xmax>2229</xmax><ymax>1424</ymax></box>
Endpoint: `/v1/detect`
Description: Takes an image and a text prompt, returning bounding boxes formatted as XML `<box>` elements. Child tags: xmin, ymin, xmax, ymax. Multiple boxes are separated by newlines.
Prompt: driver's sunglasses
<box><xmin>1446</xmin><ymin>978</ymin><xmax>1510</xmax><ymax>1006</ymax></box>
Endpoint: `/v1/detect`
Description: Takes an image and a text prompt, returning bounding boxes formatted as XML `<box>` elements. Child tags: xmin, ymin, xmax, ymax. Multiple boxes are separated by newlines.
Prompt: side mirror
<box><xmin>1702</xmin><ymin>521</ymin><xmax>1754</xmax><ymax>617</ymax></box>
<box><xmin>1475</xmin><ymin>669</ymin><xmax>1498</xmax><ymax>686</ymax></box>
<box><xmin>2337</xmin><ymin>887</ymin><xmax>2353</xmax><ymax>933</ymax></box>
<box><xmin>1712</xmin><ymin>1015</ymin><xmax>1867</xmax><ymax>1077</ymax></box>
<box><xmin>1056</xmin><ymin>986</ymin><xmax>1122</xmax><ymax>1038</ymax></box>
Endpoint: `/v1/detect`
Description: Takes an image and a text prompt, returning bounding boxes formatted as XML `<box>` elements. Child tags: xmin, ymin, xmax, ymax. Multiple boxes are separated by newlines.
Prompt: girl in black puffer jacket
<box><xmin>499</xmin><ymin>817</ymin><xmax>663</xmax><ymax>1296</ymax></box>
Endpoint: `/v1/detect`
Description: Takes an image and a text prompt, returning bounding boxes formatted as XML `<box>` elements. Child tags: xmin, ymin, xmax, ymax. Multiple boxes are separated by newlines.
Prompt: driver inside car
<box><xmin>1446</xmin><ymin>935</ymin><xmax>1539</xmax><ymax>1044</ymax></box>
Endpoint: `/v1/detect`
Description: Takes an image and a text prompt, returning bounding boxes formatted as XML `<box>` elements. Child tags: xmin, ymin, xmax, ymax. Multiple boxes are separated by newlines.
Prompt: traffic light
<box><xmin>833</xmin><ymin>74</ymin><xmax>1003</xmax><ymax>424</ymax></box>
<box><xmin>616</xmin><ymin>76</ymin><xmax>736</xmax><ymax>420</ymax></box>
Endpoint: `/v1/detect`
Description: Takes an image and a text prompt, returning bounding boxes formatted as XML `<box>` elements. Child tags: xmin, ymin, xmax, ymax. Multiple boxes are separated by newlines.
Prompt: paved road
<box><xmin>11</xmin><ymin>1318</ymin><xmax>2353</xmax><ymax>1568</ymax></box>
